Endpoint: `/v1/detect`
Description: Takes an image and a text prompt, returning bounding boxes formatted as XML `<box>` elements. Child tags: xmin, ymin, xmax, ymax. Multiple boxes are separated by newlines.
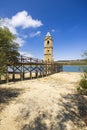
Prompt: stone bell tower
<box><xmin>44</xmin><ymin>32</ymin><xmax>54</xmax><ymax>62</ymax></box>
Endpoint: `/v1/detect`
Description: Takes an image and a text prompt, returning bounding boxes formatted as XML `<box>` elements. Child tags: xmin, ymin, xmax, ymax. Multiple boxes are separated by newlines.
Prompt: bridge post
<box><xmin>20</xmin><ymin>56</ymin><xmax>23</xmax><ymax>81</ymax></box>
<box><xmin>23</xmin><ymin>65</ymin><xmax>25</xmax><ymax>79</ymax></box>
<box><xmin>23</xmin><ymin>72</ymin><xmax>24</xmax><ymax>79</ymax></box>
<box><xmin>30</xmin><ymin>64</ymin><xmax>32</xmax><ymax>79</ymax></box>
<box><xmin>6</xmin><ymin>66</ymin><xmax>9</xmax><ymax>83</ymax></box>
<box><xmin>20</xmin><ymin>72</ymin><xmax>23</xmax><ymax>81</ymax></box>
<box><xmin>39</xmin><ymin>65</ymin><xmax>42</xmax><ymax>77</ymax></box>
<box><xmin>35</xmin><ymin>59</ymin><xmax>38</xmax><ymax>78</ymax></box>
<box><xmin>30</xmin><ymin>71</ymin><xmax>32</xmax><ymax>79</ymax></box>
<box><xmin>35</xmin><ymin>71</ymin><xmax>38</xmax><ymax>78</ymax></box>
<box><xmin>12</xmin><ymin>73</ymin><xmax>15</xmax><ymax>81</ymax></box>
<box><xmin>12</xmin><ymin>65</ymin><xmax>15</xmax><ymax>81</ymax></box>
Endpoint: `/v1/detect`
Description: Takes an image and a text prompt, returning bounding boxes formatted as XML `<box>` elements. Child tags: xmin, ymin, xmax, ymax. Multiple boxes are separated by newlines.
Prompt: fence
<box><xmin>0</xmin><ymin>55</ymin><xmax>63</xmax><ymax>83</ymax></box>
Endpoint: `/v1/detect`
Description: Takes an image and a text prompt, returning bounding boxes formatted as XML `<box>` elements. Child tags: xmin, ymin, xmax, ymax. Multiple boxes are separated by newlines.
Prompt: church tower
<box><xmin>44</xmin><ymin>32</ymin><xmax>54</xmax><ymax>62</ymax></box>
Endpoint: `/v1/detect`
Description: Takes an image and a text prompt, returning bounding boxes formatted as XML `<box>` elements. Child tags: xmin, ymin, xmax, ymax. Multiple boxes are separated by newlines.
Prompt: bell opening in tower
<box><xmin>47</xmin><ymin>40</ymin><xmax>49</xmax><ymax>44</ymax></box>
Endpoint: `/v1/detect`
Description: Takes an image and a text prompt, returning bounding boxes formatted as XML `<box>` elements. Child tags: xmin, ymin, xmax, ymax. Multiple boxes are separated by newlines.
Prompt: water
<box><xmin>63</xmin><ymin>65</ymin><xmax>87</xmax><ymax>72</ymax></box>
<box><xmin>8</xmin><ymin>65</ymin><xmax>44</xmax><ymax>73</ymax></box>
<box><xmin>8</xmin><ymin>65</ymin><xmax>87</xmax><ymax>73</ymax></box>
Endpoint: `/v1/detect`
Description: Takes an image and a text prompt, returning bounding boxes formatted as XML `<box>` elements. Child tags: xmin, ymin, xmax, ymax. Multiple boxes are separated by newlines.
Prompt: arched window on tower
<box><xmin>47</xmin><ymin>40</ymin><xmax>49</xmax><ymax>45</ymax></box>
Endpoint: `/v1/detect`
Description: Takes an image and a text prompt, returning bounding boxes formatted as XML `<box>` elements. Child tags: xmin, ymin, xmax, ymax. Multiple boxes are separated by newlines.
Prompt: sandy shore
<box><xmin>0</xmin><ymin>72</ymin><xmax>87</xmax><ymax>130</ymax></box>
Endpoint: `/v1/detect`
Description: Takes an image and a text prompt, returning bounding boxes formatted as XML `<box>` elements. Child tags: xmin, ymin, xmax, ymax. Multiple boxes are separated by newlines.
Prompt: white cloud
<box><xmin>0</xmin><ymin>10</ymin><xmax>43</xmax><ymax>46</ymax></box>
<box><xmin>0</xmin><ymin>11</ymin><xmax>43</xmax><ymax>34</ymax></box>
<box><xmin>29</xmin><ymin>31</ymin><xmax>41</xmax><ymax>38</ymax></box>
<box><xmin>10</xmin><ymin>11</ymin><xmax>43</xmax><ymax>29</ymax></box>
<box><xmin>14</xmin><ymin>37</ymin><xmax>25</xmax><ymax>47</ymax></box>
<box><xmin>19</xmin><ymin>51</ymin><xmax>33</xmax><ymax>57</ymax></box>
<box><xmin>0</xmin><ymin>18</ymin><xmax>17</xmax><ymax>34</ymax></box>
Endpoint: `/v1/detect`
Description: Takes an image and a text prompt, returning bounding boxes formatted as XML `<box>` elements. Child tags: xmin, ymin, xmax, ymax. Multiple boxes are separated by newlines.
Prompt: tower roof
<box><xmin>46</xmin><ymin>32</ymin><xmax>51</xmax><ymax>37</ymax></box>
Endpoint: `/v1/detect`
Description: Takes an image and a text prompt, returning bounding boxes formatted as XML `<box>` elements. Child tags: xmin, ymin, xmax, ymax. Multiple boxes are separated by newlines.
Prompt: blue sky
<box><xmin>0</xmin><ymin>0</ymin><xmax>87</xmax><ymax>60</ymax></box>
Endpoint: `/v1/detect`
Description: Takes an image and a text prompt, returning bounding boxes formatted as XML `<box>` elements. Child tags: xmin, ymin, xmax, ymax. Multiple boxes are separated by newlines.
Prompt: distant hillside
<box><xmin>56</xmin><ymin>59</ymin><xmax>87</xmax><ymax>65</ymax></box>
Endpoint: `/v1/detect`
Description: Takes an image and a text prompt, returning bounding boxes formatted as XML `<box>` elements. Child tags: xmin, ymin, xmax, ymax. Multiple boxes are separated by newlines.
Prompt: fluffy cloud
<box><xmin>0</xmin><ymin>18</ymin><xmax>17</xmax><ymax>34</ymax></box>
<box><xmin>0</xmin><ymin>10</ymin><xmax>43</xmax><ymax>33</ymax></box>
<box><xmin>10</xmin><ymin>11</ymin><xmax>43</xmax><ymax>29</ymax></box>
<box><xmin>0</xmin><ymin>10</ymin><xmax>43</xmax><ymax>46</ymax></box>
<box><xmin>14</xmin><ymin>37</ymin><xmax>25</xmax><ymax>47</ymax></box>
<box><xmin>29</xmin><ymin>31</ymin><xmax>41</xmax><ymax>38</ymax></box>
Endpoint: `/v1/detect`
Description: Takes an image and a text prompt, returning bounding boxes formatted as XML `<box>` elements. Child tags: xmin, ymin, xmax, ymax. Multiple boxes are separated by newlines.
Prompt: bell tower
<box><xmin>44</xmin><ymin>32</ymin><xmax>54</xmax><ymax>62</ymax></box>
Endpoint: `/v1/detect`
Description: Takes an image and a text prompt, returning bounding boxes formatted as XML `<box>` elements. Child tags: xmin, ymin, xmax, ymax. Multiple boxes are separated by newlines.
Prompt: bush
<box><xmin>77</xmin><ymin>51</ymin><xmax>87</xmax><ymax>95</ymax></box>
<box><xmin>77</xmin><ymin>72</ymin><xmax>87</xmax><ymax>95</ymax></box>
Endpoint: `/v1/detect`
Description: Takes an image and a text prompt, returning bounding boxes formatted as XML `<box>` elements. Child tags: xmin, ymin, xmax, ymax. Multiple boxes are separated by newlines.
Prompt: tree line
<box><xmin>0</xmin><ymin>27</ymin><xmax>20</xmax><ymax>78</ymax></box>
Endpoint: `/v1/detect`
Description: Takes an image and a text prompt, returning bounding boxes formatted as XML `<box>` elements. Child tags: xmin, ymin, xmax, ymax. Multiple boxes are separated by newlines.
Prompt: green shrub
<box><xmin>79</xmin><ymin>78</ymin><xmax>87</xmax><ymax>89</ymax></box>
<box><xmin>77</xmin><ymin>72</ymin><xmax>87</xmax><ymax>95</ymax></box>
<box><xmin>78</xmin><ymin>51</ymin><xmax>87</xmax><ymax>95</ymax></box>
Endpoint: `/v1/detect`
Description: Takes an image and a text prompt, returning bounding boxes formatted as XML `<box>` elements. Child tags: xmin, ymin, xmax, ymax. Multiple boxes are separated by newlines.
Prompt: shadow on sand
<box><xmin>0</xmin><ymin>87</ymin><xmax>22</xmax><ymax>112</ymax></box>
<box><xmin>56</xmin><ymin>94</ymin><xmax>87</xmax><ymax>130</ymax></box>
<box><xmin>21</xmin><ymin>94</ymin><xmax>87</xmax><ymax>130</ymax></box>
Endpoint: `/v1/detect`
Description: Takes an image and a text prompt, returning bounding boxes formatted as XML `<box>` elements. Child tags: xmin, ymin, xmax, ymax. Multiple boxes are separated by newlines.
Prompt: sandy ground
<box><xmin>0</xmin><ymin>72</ymin><xmax>87</xmax><ymax>130</ymax></box>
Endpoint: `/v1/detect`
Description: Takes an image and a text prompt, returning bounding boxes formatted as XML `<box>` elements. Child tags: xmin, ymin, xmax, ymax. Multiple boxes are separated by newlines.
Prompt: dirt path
<box><xmin>0</xmin><ymin>72</ymin><xmax>87</xmax><ymax>130</ymax></box>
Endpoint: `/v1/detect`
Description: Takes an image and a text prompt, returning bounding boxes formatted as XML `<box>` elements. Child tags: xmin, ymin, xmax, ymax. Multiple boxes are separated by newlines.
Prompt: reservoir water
<box><xmin>63</xmin><ymin>65</ymin><xmax>87</xmax><ymax>72</ymax></box>
<box><xmin>8</xmin><ymin>65</ymin><xmax>87</xmax><ymax>73</ymax></box>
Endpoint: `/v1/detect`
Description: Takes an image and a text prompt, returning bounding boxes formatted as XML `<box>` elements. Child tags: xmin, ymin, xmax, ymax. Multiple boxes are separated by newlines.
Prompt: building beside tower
<box><xmin>44</xmin><ymin>32</ymin><xmax>54</xmax><ymax>62</ymax></box>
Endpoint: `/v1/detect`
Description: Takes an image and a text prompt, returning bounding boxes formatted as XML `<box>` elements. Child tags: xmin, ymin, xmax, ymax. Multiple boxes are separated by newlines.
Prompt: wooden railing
<box><xmin>0</xmin><ymin>55</ymin><xmax>63</xmax><ymax>83</ymax></box>
<box><xmin>17</xmin><ymin>55</ymin><xmax>44</xmax><ymax>64</ymax></box>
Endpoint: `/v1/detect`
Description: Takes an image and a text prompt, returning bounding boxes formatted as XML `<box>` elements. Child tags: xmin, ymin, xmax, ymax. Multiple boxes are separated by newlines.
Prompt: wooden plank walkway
<box><xmin>0</xmin><ymin>55</ymin><xmax>63</xmax><ymax>83</ymax></box>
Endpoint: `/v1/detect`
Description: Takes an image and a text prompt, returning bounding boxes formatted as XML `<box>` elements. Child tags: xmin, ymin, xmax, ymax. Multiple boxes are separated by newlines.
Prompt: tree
<box><xmin>0</xmin><ymin>27</ymin><xmax>20</xmax><ymax>78</ymax></box>
<box><xmin>77</xmin><ymin>51</ymin><xmax>87</xmax><ymax>95</ymax></box>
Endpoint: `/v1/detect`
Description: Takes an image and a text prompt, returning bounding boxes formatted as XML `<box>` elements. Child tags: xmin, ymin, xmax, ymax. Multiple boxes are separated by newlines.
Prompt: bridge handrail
<box><xmin>17</xmin><ymin>55</ymin><xmax>44</xmax><ymax>63</ymax></box>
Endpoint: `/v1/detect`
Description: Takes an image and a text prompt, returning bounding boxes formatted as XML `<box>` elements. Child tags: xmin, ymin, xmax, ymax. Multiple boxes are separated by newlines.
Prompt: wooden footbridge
<box><xmin>1</xmin><ymin>55</ymin><xmax>63</xmax><ymax>83</ymax></box>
